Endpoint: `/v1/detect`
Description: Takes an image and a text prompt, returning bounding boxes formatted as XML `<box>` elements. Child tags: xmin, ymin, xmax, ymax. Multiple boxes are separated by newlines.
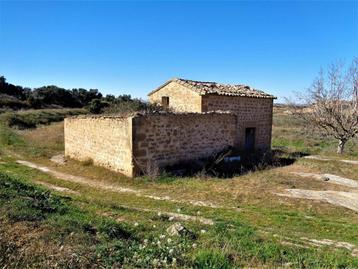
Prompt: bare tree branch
<box><xmin>287</xmin><ymin>58</ymin><xmax>358</xmax><ymax>154</ymax></box>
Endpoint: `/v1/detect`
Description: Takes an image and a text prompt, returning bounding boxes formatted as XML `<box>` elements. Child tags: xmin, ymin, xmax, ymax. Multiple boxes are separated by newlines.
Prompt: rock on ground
<box><xmin>167</xmin><ymin>223</ymin><xmax>187</xmax><ymax>236</ymax></box>
<box><xmin>50</xmin><ymin>154</ymin><xmax>66</xmax><ymax>165</ymax></box>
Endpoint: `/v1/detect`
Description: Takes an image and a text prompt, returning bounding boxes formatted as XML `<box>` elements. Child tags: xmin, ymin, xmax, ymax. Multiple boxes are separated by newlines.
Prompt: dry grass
<box><xmin>16</xmin><ymin>122</ymin><xmax>64</xmax><ymax>157</ymax></box>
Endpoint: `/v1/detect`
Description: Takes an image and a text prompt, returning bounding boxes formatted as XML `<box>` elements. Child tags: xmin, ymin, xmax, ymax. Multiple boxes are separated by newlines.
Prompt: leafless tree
<box><xmin>289</xmin><ymin>58</ymin><xmax>358</xmax><ymax>154</ymax></box>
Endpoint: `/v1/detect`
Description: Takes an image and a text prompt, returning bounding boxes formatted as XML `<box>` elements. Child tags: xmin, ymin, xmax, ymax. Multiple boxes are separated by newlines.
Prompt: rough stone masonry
<box><xmin>65</xmin><ymin>78</ymin><xmax>276</xmax><ymax>177</ymax></box>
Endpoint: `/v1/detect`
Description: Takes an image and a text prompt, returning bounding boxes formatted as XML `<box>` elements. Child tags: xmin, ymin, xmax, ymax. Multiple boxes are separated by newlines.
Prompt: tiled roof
<box><xmin>148</xmin><ymin>78</ymin><xmax>276</xmax><ymax>99</ymax></box>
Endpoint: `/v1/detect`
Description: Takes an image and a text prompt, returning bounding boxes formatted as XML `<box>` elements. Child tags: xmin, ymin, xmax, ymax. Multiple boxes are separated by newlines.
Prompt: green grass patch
<box><xmin>0</xmin><ymin>123</ymin><xmax>25</xmax><ymax>149</ymax></box>
<box><xmin>196</xmin><ymin>220</ymin><xmax>358</xmax><ymax>268</ymax></box>
<box><xmin>0</xmin><ymin>171</ymin><xmax>196</xmax><ymax>268</ymax></box>
<box><xmin>193</xmin><ymin>249</ymin><xmax>232</xmax><ymax>269</ymax></box>
<box><xmin>0</xmin><ymin>108</ymin><xmax>87</xmax><ymax>129</ymax></box>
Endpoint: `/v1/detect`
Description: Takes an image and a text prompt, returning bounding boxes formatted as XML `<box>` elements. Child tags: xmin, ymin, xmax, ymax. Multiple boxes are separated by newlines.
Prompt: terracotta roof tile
<box><xmin>174</xmin><ymin>78</ymin><xmax>276</xmax><ymax>99</ymax></box>
<box><xmin>148</xmin><ymin>78</ymin><xmax>276</xmax><ymax>99</ymax></box>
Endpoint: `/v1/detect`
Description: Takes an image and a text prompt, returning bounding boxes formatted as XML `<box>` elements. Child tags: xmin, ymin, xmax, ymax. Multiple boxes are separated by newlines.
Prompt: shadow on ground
<box><xmin>162</xmin><ymin>148</ymin><xmax>308</xmax><ymax>178</ymax></box>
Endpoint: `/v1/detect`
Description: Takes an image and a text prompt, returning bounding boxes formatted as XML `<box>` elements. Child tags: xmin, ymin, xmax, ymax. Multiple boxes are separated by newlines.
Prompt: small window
<box><xmin>161</xmin><ymin>96</ymin><xmax>169</xmax><ymax>108</ymax></box>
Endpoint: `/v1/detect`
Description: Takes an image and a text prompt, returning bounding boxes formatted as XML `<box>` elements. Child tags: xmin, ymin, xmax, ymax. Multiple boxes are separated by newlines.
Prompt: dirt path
<box><xmin>261</xmin><ymin>229</ymin><xmax>358</xmax><ymax>257</ymax></box>
<box><xmin>275</xmin><ymin>189</ymin><xmax>358</xmax><ymax>213</ymax></box>
<box><xmin>300</xmin><ymin>237</ymin><xmax>356</xmax><ymax>251</ymax></box>
<box><xmin>277</xmin><ymin>169</ymin><xmax>358</xmax><ymax>213</ymax></box>
<box><xmin>16</xmin><ymin>160</ymin><xmax>229</xmax><ymax>210</ymax></box>
<box><xmin>17</xmin><ymin>160</ymin><xmax>138</xmax><ymax>193</ymax></box>
<box><xmin>304</xmin><ymin>155</ymin><xmax>358</xmax><ymax>165</ymax></box>
<box><xmin>34</xmin><ymin>180</ymin><xmax>79</xmax><ymax>195</ymax></box>
<box><xmin>102</xmin><ymin>205</ymin><xmax>214</xmax><ymax>225</ymax></box>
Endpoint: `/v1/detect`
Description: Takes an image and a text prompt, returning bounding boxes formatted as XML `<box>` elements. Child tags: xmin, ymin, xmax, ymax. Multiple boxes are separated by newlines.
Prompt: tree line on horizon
<box><xmin>0</xmin><ymin>75</ymin><xmax>148</xmax><ymax>114</ymax></box>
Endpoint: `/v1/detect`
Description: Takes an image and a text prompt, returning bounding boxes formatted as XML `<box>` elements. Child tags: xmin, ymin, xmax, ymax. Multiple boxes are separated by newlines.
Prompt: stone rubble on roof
<box><xmin>173</xmin><ymin>78</ymin><xmax>276</xmax><ymax>99</ymax></box>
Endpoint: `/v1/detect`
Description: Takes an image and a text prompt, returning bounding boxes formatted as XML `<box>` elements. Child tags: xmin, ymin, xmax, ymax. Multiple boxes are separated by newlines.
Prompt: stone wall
<box><xmin>64</xmin><ymin>97</ymin><xmax>272</xmax><ymax>177</ymax></box>
<box><xmin>201</xmin><ymin>95</ymin><xmax>273</xmax><ymax>150</ymax></box>
<box><xmin>149</xmin><ymin>81</ymin><xmax>202</xmax><ymax>112</ymax></box>
<box><xmin>64</xmin><ymin>116</ymin><xmax>134</xmax><ymax>177</ymax></box>
<box><xmin>64</xmin><ymin>113</ymin><xmax>237</xmax><ymax>177</ymax></box>
<box><xmin>132</xmin><ymin>113</ymin><xmax>237</xmax><ymax>174</ymax></box>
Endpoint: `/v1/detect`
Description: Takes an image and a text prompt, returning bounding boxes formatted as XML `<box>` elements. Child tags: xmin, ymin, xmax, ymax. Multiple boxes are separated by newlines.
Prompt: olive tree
<box><xmin>289</xmin><ymin>58</ymin><xmax>358</xmax><ymax>154</ymax></box>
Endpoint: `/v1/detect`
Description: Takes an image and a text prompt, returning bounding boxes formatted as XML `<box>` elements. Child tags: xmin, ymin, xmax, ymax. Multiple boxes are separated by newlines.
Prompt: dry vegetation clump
<box><xmin>17</xmin><ymin>122</ymin><xmax>65</xmax><ymax>157</ymax></box>
<box><xmin>103</xmin><ymin>100</ymin><xmax>173</xmax><ymax>116</ymax></box>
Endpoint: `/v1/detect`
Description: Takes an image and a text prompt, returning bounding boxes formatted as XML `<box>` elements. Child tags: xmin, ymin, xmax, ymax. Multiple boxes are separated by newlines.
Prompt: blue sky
<box><xmin>0</xmin><ymin>1</ymin><xmax>357</xmax><ymax>102</ymax></box>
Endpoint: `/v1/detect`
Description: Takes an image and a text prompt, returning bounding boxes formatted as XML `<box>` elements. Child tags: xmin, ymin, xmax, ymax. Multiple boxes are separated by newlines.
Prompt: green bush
<box><xmin>6</xmin><ymin>114</ymin><xmax>37</xmax><ymax>128</ymax></box>
<box><xmin>104</xmin><ymin>100</ymin><xmax>171</xmax><ymax>115</ymax></box>
<box><xmin>97</xmin><ymin>219</ymin><xmax>134</xmax><ymax>240</ymax></box>
<box><xmin>96</xmin><ymin>240</ymin><xmax>133</xmax><ymax>267</ymax></box>
<box><xmin>88</xmin><ymin>99</ymin><xmax>109</xmax><ymax>114</ymax></box>
<box><xmin>6</xmin><ymin>199</ymin><xmax>45</xmax><ymax>222</ymax></box>
<box><xmin>194</xmin><ymin>249</ymin><xmax>232</xmax><ymax>269</ymax></box>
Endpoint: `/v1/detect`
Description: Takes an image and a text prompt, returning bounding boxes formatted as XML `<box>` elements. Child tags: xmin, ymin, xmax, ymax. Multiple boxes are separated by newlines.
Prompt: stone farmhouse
<box><xmin>65</xmin><ymin>78</ymin><xmax>276</xmax><ymax>177</ymax></box>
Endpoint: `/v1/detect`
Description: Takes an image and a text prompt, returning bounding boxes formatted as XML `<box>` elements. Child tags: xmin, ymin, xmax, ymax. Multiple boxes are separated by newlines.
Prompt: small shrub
<box><xmin>88</xmin><ymin>99</ymin><xmax>110</xmax><ymax>114</ymax></box>
<box><xmin>97</xmin><ymin>219</ymin><xmax>134</xmax><ymax>240</ymax></box>
<box><xmin>194</xmin><ymin>249</ymin><xmax>232</xmax><ymax>269</ymax></box>
<box><xmin>96</xmin><ymin>240</ymin><xmax>132</xmax><ymax>267</ymax></box>
<box><xmin>103</xmin><ymin>99</ymin><xmax>171</xmax><ymax>115</ymax></box>
<box><xmin>7</xmin><ymin>114</ymin><xmax>36</xmax><ymax>128</ymax></box>
<box><xmin>6</xmin><ymin>199</ymin><xmax>45</xmax><ymax>222</ymax></box>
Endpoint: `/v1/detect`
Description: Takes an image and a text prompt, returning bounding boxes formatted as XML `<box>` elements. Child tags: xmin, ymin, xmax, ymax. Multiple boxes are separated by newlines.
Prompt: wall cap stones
<box><xmin>65</xmin><ymin>110</ymin><xmax>235</xmax><ymax>121</ymax></box>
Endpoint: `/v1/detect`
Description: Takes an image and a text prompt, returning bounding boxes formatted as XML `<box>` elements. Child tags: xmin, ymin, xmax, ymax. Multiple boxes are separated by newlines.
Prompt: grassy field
<box><xmin>0</xmin><ymin>108</ymin><xmax>357</xmax><ymax>268</ymax></box>
<box><xmin>0</xmin><ymin>108</ymin><xmax>87</xmax><ymax>129</ymax></box>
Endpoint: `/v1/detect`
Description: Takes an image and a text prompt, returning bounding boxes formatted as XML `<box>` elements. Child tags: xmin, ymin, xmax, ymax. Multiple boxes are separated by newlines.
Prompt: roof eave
<box><xmin>147</xmin><ymin>78</ymin><xmax>175</xmax><ymax>96</ymax></box>
<box><xmin>201</xmin><ymin>92</ymin><xmax>277</xmax><ymax>99</ymax></box>
<box><xmin>148</xmin><ymin>78</ymin><xmax>203</xmax><ymax>97</ymax></box>
<box><xmin>148</xmin><ymin>78</ymin><xmax>277</xmax><ymax>99</ymax></box>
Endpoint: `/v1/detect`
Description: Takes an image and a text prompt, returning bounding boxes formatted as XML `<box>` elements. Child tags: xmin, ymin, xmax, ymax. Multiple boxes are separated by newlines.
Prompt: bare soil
<box><xmin>291</xmin><ymin>172</ymin><xmax>358</xmax><ymax>188</ymax></box>
<box><xmin>275</xmin><ymin>189</ymin><xmax>358</xmax><ymax>213</ymax></box>
<box><xmin>304</xmin><ymin>155</ymin><xmax>358</xmax><ymax>165</ymax></box>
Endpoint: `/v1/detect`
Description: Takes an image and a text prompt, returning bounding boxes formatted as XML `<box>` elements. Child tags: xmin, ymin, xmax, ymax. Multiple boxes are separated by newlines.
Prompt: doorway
<box><xmin>245</xmin><ymin>127</ymin><xmax>256</xmax><ymax>151</ymax></box>
<box><xmin>161</xmin><ymin>96</ymin><xmax>169</xmax><ymax>108</ymax></box>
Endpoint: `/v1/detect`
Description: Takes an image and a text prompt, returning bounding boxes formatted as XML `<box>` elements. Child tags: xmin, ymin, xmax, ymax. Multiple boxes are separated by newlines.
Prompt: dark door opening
<box><xmin>245</xmin><ymin>127</ymin><xmax>256</xmax><ymax>151</ymax></box>
<box><xmin>161</xmin><ymin>96</ymin><xmax>169</xmax><ymax>108</ymax></box>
